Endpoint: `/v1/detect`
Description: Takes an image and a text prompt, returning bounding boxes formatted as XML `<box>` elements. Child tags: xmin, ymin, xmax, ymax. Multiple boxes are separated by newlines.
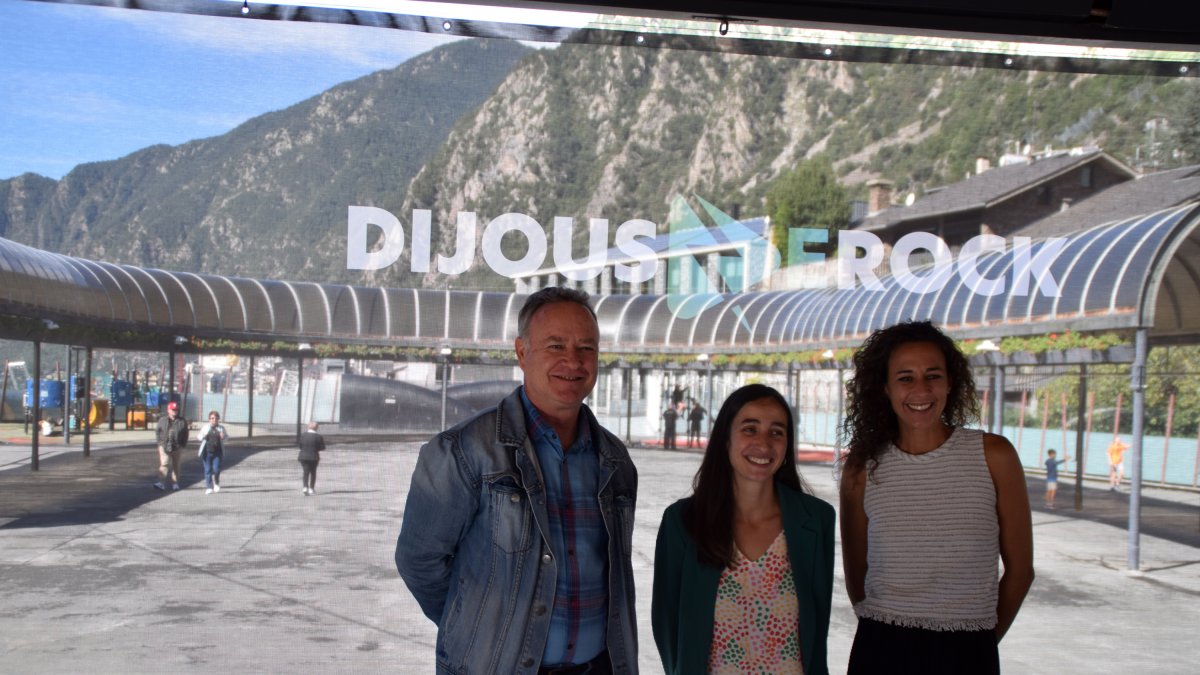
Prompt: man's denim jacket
<box><xmin>396</xmin><ymin>387</ymin><xmax>639</xmax><ymax>675</ymax></box>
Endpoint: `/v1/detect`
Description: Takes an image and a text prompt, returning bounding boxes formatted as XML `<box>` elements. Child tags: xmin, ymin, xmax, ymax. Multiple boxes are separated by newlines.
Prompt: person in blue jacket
<box><xmin>652</xmin><ymin>383</ymin><xmax>835</xmax><ymax>675</ymax></box>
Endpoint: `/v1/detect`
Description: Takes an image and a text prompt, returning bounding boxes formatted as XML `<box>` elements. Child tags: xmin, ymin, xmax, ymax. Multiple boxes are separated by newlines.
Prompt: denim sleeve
<box><xmin>395</xmin><ymin>431</ymin><xmax>479</xmax><ymax>624</ymax></box>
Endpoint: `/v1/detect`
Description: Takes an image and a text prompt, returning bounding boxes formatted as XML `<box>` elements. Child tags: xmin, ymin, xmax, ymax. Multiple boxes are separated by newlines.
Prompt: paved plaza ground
<box><xmin>1</xmin><ymin>426</ymin><xmax>1198</xmax><ymax>674</ymax></box>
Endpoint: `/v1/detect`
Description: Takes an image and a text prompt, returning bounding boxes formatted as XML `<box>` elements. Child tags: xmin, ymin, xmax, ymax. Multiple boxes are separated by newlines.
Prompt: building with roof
<box><xmin>855</xmin><ymin>148</ymin><xmax>1138</xmax><ymax>250</ymax></box>
<box><xmin>1016</xmin><ymin>163</ymin><xmax>1200</xmax><ymax>240</ymax></box>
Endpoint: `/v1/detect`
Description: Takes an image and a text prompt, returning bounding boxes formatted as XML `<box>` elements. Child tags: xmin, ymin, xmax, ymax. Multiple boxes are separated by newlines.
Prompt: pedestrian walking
<box><xmin>153</xmin><ymin>401</ymin><xmax>188</xmax><ymax>491</ymax></box>
<box><xmin>198</xmin><ymin>411</ymin><xmax>228</xmax><ymax>494</ymax></box>
<box><xmin>298</xmin><ymin>421</ymin><xmax>325</xmax><ymax>495</ymax></box>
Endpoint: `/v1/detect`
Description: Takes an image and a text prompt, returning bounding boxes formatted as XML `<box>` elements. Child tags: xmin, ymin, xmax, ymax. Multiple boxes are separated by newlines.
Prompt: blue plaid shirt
<box><xmin>520</xmin><ymin>388</ymin><xmax>608</xmax><ymax>667</ymax></box>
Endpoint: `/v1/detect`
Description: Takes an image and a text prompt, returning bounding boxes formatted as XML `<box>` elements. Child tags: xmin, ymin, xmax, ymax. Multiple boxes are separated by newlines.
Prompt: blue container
<box><xmin>146</xmin><ymin>388</ymin><xmax>160</xmax><ymax>408</ymax></box>
<box><xmin>110</xmin><ymin>380</ymin><xmax>133</xmax><ymax>407</ymax></box>
<box><xmin>26</xmin><ymin>380</ymin><xmax>66</xmax><ymax>408</ymax></box>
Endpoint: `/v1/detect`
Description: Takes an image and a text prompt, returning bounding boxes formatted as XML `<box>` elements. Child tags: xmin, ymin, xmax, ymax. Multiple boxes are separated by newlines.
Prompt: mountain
<box><xmin>0</xmin><ymin>38</ymin><xmax>531</xmax><ymax>282</ymax></box>
<box><xmin>1</xmin><ymin>36</ymin><xmax>1194</xmax><ymax>291</ymax></box>
<box><xmin>396</xmin><ymin>43</ymin><xmax>1195</xmax><ymax>288</ymax></box>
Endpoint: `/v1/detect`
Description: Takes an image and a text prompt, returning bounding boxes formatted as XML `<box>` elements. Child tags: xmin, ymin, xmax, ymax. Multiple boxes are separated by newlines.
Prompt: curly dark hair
<box><xmin>684</xmin><ymin>384</ymin><xmax>809</xmax><ymax>568</ymax></box>
<box><xmin>839</xmin><ymin>320</ymin><xmax>978</xmax><ymax>475</ymax></box>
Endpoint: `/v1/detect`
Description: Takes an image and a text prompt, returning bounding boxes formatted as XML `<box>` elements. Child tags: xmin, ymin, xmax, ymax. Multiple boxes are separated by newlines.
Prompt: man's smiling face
<box><xmin>515</xmin><ymin>301</ymin><xmax>599</xmax><ymax>418</ymax></box>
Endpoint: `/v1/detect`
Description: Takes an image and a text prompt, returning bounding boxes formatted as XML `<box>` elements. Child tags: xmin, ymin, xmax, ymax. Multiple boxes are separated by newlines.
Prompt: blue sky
<box><xmin>0</xmin><ymin>1</ymin><xmax>467</xmax><ymax>180</ymax></box>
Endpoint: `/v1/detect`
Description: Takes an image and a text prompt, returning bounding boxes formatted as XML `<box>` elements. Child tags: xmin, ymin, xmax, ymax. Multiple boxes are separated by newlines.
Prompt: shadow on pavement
<box><xmin>1027</xmin><ymin>475</ymin><xmax>1200</xmax><ymax>548</ymax></box>
<box><xmin>0</xmin><ymin>442</ymin><xmax>276</xmax><ymax>529</ymax></box>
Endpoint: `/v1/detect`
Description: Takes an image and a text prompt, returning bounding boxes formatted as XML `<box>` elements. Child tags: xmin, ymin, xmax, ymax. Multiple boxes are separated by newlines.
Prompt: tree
<box><xmin>1171</xmin><ymin>82</ymin><xmax>1200</xmax><ymax>167</ymax></box>
<box><xmin>765</xmin><ymin>155</ymin><xmax>851</xmax><ymax>265</ymax></box>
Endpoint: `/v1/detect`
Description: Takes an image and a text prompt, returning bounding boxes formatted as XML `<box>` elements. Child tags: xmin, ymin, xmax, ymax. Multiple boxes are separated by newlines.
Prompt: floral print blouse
<box><xmin>708</xmin><ymin>530</ymin><xmax>802</xmax><ymax>674</ymax></box>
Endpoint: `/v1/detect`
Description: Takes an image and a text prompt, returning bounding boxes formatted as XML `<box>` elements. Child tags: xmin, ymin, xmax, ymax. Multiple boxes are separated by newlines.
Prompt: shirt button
<box><xmin>542</xmin><ymin>553</ymin><xmax>552</xmax><ymax>564</ymax></box>
<box><xmin>510</xmin><ymin>493</ymin><xmax>520</xmax><ymax>503</ymax></box>
<box><xmin>521</xmin><ymin>657</ymin><xmax>534</xmax><ymax>668</ymax></box>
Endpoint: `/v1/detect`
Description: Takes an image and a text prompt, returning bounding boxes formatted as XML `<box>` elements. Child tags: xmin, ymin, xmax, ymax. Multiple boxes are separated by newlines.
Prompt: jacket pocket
<box><xmin>487</xmin><ymin>476</ymin><xmax>532</xmax><ymax>554</ymax></box>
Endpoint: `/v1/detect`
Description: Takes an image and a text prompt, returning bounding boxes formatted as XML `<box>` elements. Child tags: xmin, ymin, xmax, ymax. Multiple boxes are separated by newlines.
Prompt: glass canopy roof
<box><xmin>2</xmin><ymin>203</ymin><xmax>1198</xmax><ymax>352</ymax></box>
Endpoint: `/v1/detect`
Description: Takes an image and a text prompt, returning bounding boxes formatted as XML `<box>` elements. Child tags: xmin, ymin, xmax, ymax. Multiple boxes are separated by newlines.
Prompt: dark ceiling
<box><xmin>464</xmin><ymin>1</ymin><xmax>1200</xmax><ymax>51</ymax></box>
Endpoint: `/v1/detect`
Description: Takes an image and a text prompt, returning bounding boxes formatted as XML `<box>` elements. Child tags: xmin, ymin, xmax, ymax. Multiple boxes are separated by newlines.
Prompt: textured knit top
<box><xmin>855</xmin><ymin>426</ymin><xmax>999</xmax><ymax>631</ymax></box>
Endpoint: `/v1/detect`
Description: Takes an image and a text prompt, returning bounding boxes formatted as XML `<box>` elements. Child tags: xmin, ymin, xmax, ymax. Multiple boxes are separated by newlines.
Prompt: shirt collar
<box><xmin>519</xmin><ymin>386</ymin><xmax>591</xmax><ymax>453</ymax></box>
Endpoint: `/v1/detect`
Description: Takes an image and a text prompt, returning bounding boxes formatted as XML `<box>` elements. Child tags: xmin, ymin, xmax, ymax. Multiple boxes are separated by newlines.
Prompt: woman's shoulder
<box><xmin>779</xmin><ymin>483</ymin><xmax>836</xmax><ymax>521</ymax></box>
<box><xmin>661</xmin><ymin>496</ymin><xmax>693</xmax><ymax>522</ymax></box>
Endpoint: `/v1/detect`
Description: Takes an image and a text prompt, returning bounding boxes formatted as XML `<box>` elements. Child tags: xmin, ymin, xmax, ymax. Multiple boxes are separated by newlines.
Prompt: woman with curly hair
<box><xmin>653</xmin><ymin>384</ymin><xmax>835</xmax><ymax>675</ymax></box>
<box><xmin>839</xmin><ymin>321</ymin><xmax>1033</xmax><ymax>674</ymax></box>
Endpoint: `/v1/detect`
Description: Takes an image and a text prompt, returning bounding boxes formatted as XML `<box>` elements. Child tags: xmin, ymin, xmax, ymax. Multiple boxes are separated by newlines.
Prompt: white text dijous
<box><xmin>346</xmin><ymin>206</ymin><xmax>1066</xmax><ymax>296</ymax></box>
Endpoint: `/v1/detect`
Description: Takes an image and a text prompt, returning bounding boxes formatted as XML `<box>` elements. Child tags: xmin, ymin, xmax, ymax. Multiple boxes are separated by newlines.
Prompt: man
<box><xmin>686</xmin><ymin>399</ymin><xmax>706</xmax><ymax>448</ymax></box>
<box><xmin>153</xmin><ymin>401</ymin><xmax>188</xmax><ymax>491</ymax></box>
<box><xmin>298</xmin><ymin>421</ymin><xmax>325</xmax><ymax>496</ymax></box>
<box><xmin>1108</xmin><ymin>438</ymin><xmax>1129</xmax><ymax>491</ymax></box>
<box><xmin>396</xmin><ymin>287</ymin><xmax>638</xmax><ymax>675</ymax></box>
<box><xmin>662</xmin><ymin>404</ymin><xmax>678</xmax><ymax>449</ymax></box>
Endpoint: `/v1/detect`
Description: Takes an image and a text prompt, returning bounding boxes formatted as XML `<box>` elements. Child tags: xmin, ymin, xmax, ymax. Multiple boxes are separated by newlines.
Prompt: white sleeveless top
<box><xmin>855</xmin><ymin>427</ymin><xmax>999</xmax><ymax>631</ymax></box>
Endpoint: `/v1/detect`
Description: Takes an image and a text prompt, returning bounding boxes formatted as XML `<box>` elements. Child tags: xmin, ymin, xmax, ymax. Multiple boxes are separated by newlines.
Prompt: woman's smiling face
<box><xmin>727</xmin><ymin>397</ymin><xmax>789</xmax><ymax>486</ymax></box>
<box><xmin>884</xmin><ymin>341</ymin><xmax>950</xmax><ymax>434</ymax></box>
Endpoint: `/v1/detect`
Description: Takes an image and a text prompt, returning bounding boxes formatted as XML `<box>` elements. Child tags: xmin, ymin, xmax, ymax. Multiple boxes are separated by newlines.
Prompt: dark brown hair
<box><xmin>684</xmin><ymin>384</ymin><xmax>808</xmax><ymax>568</ymax></box>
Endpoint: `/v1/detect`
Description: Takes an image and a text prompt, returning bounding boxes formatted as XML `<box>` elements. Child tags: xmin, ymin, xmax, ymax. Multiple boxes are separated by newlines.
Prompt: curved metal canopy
<box><xmin>1</xmin><ymin>203</ymin><xmax>1198</xmax><ymax>353</ymax></box>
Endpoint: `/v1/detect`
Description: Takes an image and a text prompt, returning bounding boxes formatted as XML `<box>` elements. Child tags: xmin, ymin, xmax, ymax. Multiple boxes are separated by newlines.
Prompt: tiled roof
<box><xmin>1016</xmin><ymin>165</ymin><xmax>1200</xmax><ymax>239</ymax></box>
<box><xmin>856</xmin><ymin>150</ymin><xmax>1133</xmax><ymax>231</ymax></box>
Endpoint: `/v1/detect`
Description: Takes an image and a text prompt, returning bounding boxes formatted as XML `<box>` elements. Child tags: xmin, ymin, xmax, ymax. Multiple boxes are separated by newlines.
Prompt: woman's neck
<box><xmin>896</xmin><ymin>423</ymin><xmax>952</xmax><ymax>455</ymax></box>
<box><xmin>733</xmin><ymin>480</ymin><xmax>780</xmax><ymax>522</ymax></box>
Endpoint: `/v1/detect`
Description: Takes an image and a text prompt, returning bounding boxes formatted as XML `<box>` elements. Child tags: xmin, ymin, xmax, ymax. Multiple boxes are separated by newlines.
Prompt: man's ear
<box><xmin>514</xmin><ymin>337</ymin><xmax>526</xmax><ymax>368</ymax></box>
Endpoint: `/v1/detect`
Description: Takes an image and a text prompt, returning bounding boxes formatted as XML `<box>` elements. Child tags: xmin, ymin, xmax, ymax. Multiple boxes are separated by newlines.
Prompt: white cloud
<box><xmin>100</xmin><ymin>3</ymin><xmax>458</xmax><ymax>70</ymax></box>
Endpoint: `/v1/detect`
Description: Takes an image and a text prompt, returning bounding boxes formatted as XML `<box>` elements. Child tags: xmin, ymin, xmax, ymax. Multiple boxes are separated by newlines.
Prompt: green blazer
<box><xmin>652</xmin><ymin>483</ymin><xmax>835</xmax><ymax>675</ymax></box>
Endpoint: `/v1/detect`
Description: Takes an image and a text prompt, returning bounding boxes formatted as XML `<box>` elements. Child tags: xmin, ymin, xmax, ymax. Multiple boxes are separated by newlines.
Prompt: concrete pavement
<box><xmin>1</xmin><ymin>430</ymin><xmax>1198</xmax><ymax>674</ymax></box>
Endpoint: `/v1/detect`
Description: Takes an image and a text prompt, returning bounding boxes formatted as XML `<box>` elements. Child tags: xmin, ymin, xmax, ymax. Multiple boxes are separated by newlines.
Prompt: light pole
<box><xmin>439</xmin><ymin>346</ymin><xmax>453</xmax><ymax>430</ymax></box>
<box><xmin>296</xmin><ymin>343</ymin><xmax>312</xmax><ymax>444</ymax></box>
<box><xmin>822</xmin><ymin>350</ymin><xmax>842</xmax><ymax>453</ymax></box>
<box><xmin>698</xmin><ymin>353</ymin><xmax>712</xmax><ymax>441</ymax></box>
<box><xmin>976</xmin><ymin>339</ymin><xmax>1002</xmax><ymax>434</ymax></box>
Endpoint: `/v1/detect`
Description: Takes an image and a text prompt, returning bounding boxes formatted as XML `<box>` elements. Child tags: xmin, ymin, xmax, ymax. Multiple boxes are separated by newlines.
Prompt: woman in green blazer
<box><xmin>652</xmin><ymin>384</ymin><xmax>835</xmax><ymax>675</ymax></box>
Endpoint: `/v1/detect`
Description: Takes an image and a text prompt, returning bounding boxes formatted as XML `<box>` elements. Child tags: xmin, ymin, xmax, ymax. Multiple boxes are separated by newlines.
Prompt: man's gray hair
<box><xmin>517</xmin><ymin>287</ymin><xmax>596</xmax><ymax>339</ymax></box>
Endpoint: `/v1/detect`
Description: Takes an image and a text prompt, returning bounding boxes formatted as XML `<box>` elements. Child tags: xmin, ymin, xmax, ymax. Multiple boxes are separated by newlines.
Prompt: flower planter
<box><xmin>1008</xmin><ymin>352</ymin><xmax>1038</xmax><ymax>366</ymax></box>
<box><xmin>1106</xmin><ymin>345</ymin><xmax>1136</xmax><ymax>363</ymax></box>
<box><xmin>1065</xmin><ymin>347</ymin><xmax>1095</xmax><ymax>363</ymax></box>
<box><xmin>1037</xmin><ymin>350</ymin><xmax>1066</xmax><ymax>365</ymax></box>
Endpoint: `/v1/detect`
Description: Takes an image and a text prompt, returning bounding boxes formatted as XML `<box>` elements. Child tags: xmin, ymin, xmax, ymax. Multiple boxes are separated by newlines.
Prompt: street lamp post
<box><xmin>697</xmin><ymin>354</ymin><xmax>713</xmax><ymax>441</ymax></box>
<box><xmin>440</xmin><ymin>346</ymin><xmax>453</xmax><ymax>430</ymax></box>
<box><xmin>976</xmin><ymin>339</ymin><xmax>1002</xmax><ymax>434</ymax></box>
<box><xmin>822</xmin><ymin>350</ymin><xmax>844</xmax><ymax>454</ymax></box>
